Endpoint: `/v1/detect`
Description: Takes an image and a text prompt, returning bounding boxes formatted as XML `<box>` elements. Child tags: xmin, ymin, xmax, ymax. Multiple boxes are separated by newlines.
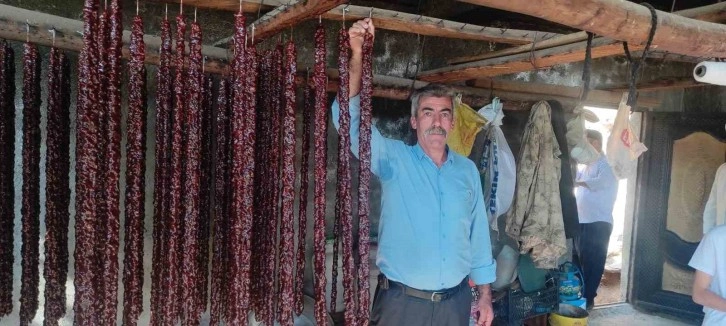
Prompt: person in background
<box><xmin>574</xmin><ymin>129</ymin><xmax>618</xmax><ymax>310</ymax></box>
<box><xmin>331</xmin><ymin>18</ymin><xmax>497</xmax><ymax>326</ymax></box>
<box><xmin>689</xmin><ymin>224</ymin><xmax>726</xmax><ymax>325</ymax></box>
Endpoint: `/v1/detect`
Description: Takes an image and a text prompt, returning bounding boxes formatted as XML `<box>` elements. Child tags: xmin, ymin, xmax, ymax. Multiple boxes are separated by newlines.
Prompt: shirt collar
<box><xmin>413</xmin><ymin>143</ymin><xmax>455</xmax><ymax>165</ymax></box>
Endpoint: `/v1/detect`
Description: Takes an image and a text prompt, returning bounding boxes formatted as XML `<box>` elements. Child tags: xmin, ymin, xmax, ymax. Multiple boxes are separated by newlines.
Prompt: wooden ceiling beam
<box><xmin>449</xmin><ymin>3</ymin><xmax>726</xmax><ymax>64</ymax></box>
<box><xmin>145</xmin><ymin>0</ymin><xmax>284</xmax><ymax>13</ymax></box>
<box><xmin>321</xmin><ymin>5</ymin><xmax>559</xmax><ymax>44</ymax></box>
<box><xmin>456</xmin><ymin>0</ymin><xmax>726</xmax><ymax>58</ymax></box>
<box><xmin>597</xmin><ymin>77</ymin><xmax>707</xmax><ymax>92</ymax></box>
<box><xmin>467</xmin><ymin>78</ymin><xmax>661</xmax><ymax>108</ymax></box>
<box><xmin>251</xmin><ymin>0</ymin><xmax>346</xmax><ymax>42</ymax></box>
<box><xmin>419</xmin><ymin>37</ymin><xmax>643</xmax><ymax>82</ymax></box>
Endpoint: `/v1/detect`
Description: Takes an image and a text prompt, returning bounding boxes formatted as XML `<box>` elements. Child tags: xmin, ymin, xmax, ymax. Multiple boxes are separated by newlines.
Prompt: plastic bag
<box><xmin>477</xmin><ymin>98</ymin><xmax>516</xmax><ymax>230</ymax></box>
<box><xmin>566</xmin><ymin>109</ymin><xmax>599</xmax><ymax>165</ymax></box>
<box><xmin>448</xmin><ymin>95</ymin><xmax>487</xmax><ymax>157</ymax></box>
<box><xmin>607</xmin><ymin>93</ymin><xmax>647</xmax><ymax>179</ymax></box>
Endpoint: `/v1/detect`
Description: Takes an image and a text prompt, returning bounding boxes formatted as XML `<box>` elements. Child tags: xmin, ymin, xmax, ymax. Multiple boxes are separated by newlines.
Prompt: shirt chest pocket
<box><xmin>443</xmin><ymin>189</ymin><xmax>474</xmax><ymax>223</ymax></box>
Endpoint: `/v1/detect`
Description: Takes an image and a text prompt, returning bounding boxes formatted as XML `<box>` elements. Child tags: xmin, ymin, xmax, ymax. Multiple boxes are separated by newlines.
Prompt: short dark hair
<box><xmin>409</xmin><ymin>83</ymin><xmax>456</xmax><ymax>117</ymax></box>
<box><xmin>586</xmin><ymin>129</ymin><xmax>603</xmax><ymax>143</ymax></box>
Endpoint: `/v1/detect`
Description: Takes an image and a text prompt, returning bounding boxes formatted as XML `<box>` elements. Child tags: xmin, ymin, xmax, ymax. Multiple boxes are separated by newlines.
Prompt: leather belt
<box><xmin>378</xmin><ymin>274</ymin><xmax>462</xmax><ymax>303</ymax></box>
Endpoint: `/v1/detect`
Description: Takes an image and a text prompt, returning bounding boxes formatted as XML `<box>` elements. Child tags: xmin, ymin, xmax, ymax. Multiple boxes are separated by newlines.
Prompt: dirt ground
<box><xmin>595</xmin><ymin>269</ymin><xmax>623</xmax><ymax>306</ymax></box>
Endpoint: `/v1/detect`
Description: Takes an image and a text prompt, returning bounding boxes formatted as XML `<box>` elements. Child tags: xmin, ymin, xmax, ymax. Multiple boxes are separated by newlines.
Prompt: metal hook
<box><xmin>194</xmin><ymin>7</ymin><xmax>197</xmax><ymax>22</ymax></box>
<box><xmin>180</xmin><ymin>0</ymin><xmax>183</xmax><ymax>15</ymax></box>
<box><xmin>319</xmin><ymin>15</ymin><xmax>322</xmax><ymax>24</ymax></box>
<box><xmin>25</xmin><ymin>20</ymin><xmax>30</xmax><ymax>42</ymax></box>
<box><xmin>49</xmin><ymin>28</ymin><xmax>56</xmax><ymax>46</ymax></box>
<box><xmin>165</xmin><ymin>4</ymin><xmax>168</xmax><ymax>20</ymax></box>
<box><xmin>369</xmin><ymin>7</ymin><xmax>374</xmax><ymax>18</ymax></box>
<box><xmin>239</xmin><ymin>0</ymin><xmax>242</xmax><ymax>14</ymax></box>
<box><xmin>136</xmin><ymin>0</ymin><xmax>139</xmax><ymax>15</ymax></box>
<box><xmin>252</xmin><ymin>24</ymin><xmax>256</xmax><ymax>44</ymax></box>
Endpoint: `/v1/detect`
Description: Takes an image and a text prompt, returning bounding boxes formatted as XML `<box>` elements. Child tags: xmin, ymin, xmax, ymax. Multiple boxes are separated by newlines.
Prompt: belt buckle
<box><xmin>430</xmin><ymin>291</ymin><xmax>444</xmax><ymax>302</ymax></box>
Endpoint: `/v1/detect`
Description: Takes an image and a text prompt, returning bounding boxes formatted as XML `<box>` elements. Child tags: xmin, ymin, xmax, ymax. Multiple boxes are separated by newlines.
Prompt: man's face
<box><xmin>410</xmin><ymin>96</ymin><xmax>454</xmax><ymax>152</ymax></box>
<box><xmin>587</xmin><ymin>137</ymin><xmax>601</xmax><ymax>152</ymax></box>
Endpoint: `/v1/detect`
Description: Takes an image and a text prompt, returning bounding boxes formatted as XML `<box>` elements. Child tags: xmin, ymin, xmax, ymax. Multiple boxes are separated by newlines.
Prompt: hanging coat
<box><xmin>505</xmin><ymin>101</ymin><xmax>567</xmax><ymax>269</ymax></box>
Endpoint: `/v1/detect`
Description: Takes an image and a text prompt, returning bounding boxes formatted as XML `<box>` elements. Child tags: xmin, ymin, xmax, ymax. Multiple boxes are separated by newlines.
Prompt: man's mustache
<box><xmin>424</xmin><ymin>126</ymin><xmax>447</xmax><ymax>137</ymax></box>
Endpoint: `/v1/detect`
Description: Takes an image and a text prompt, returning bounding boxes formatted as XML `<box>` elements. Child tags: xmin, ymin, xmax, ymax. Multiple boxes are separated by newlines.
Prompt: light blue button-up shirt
<box><xmin>575</xmin><ymin>154</ymin><xmax>618</xmax><ymax>224</ymax></box>
<box><xmin>332</xmin><ymin>95</ymin><xmax>496</xmax><ymax>291</ymax></box>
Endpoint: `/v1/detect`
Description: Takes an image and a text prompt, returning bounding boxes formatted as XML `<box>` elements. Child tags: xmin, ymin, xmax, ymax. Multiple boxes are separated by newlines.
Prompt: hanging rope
<box><xmin>579</xmin><ymin>32</ymin><xmax>595</xmax><ymax>102</ymax></box>
<box><xmin>622</xmin><ymin>2</ymin><xmax>658</xmax><ymax>107</ymax></box>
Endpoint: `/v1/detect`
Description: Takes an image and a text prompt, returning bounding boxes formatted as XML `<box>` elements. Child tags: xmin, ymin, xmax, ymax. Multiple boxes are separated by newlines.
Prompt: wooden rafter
<box><xmin>146</xmin><ymin>0</ymin><xmax>283</xmax><ymax>13</ymax></box>
<box><xmin>449</xmin><ymin>3</ymin><xmax>726</xmax><ymax>64</ymax></box>
<box><xmin>456</xmin><ymin>0</ymin><xmax>726</xmax><ymax>58</ymax></box>
<box><xmin>321</xmin><ymin>5</ymin><xmax>559</xmax><ymax>44</ymax></box>
<box><xmin>418</xmin><ymin>37</ymin><xmax>643</xmax><ymax>82</ymax></box>
<box><xmin>467</xmin><ymin>78</ymin><xmax>660</xmax><ymax>108</ymax></box>
<box><xmin>597</xmin><ymin>77</ymin><xmax>707</xmax><ymax>92</ymax></box>
<box><xmin>252</xmin><ymin>0</ymin><xmax>346</xmax><ymax>42</ymax></box>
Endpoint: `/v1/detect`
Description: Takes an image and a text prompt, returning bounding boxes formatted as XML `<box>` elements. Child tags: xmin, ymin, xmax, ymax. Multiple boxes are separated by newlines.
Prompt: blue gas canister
<box><xmin>558</xmin><ymin>262</ymin><xmax>583</xmax><ymax>302</ymax></box>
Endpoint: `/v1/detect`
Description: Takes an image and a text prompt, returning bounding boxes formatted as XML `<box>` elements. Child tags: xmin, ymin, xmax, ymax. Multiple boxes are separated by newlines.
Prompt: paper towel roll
<box><xmin>694</xmin><ymin>61</ymin><xmax>726</xmax><ymax>86</ymax></box>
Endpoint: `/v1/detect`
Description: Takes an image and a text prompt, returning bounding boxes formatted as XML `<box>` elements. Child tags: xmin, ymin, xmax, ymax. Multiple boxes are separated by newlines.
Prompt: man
<box><xmin>574</xmin><ymin>129</ymin><xmax>618</xmax><ymax>310</ymax></box>
<box><xmin>689</xmin><ymin>224</ymin><xmax>726</xmax><ymax>325</ymax></box>
<box><xmin>331</xmin><ymin>18</ymin><xmax>496</xmax><ymax>326</ymax></box>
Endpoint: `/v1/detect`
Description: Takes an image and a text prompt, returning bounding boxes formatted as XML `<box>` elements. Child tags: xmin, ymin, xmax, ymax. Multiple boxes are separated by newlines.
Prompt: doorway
<box><xmin>582</xmin><ymin>106</ymin><xmax>641</xmax><ymax>306</ymax></box>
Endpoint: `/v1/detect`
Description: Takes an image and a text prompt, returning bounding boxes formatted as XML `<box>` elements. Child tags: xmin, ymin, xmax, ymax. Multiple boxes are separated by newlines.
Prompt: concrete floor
<box><xmin>589</xmin><ymin>304</ymin><xmax>700</xmax><ymax>326</ymax></box>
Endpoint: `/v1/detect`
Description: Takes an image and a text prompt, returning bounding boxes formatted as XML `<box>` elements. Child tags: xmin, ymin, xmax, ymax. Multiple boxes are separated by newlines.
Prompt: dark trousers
<box><xmin>574</xmin><ymin>222</ymin><xmax>613</xmax><ymax>301</ymax></box>
<box><xmin>370</xmin><ymin>275</ymin><xmax>472</xmax><ymax>326</ymax></box>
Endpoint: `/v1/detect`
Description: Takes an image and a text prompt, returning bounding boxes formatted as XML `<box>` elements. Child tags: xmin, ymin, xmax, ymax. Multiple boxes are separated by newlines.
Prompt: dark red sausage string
<box><xmin>20</xmin><ymin>41</ymin><xmax>41</xmax><ymax>326</ymax></box>
<box><xmin>0</xmin><ymin>40</ymin><xmax>16</xmax><ymax>318</ymax></box>
<box><xmin>73</xmin><ymin>0</ymin><xmax>102</xmax><ymax>323</ymax></box>
<box><xmin>151</xmin><ymin>15</ymin><xmax>173</xmax><ymax>326</ymax></box>
<box><xmin>43</xmin><ymin>47</ymin><xmax>71</xmax><ymax>326</ymax></box>
<box><xmin>336</xmin><ymin>27</ymin><xmax>358</xmax><ymax>326</ymax></box>
<box><xmin>122</xmin><ymin>14</ymin><xmax>147</xmax><ymax>326</ymax></box>
<box><xmin>357</xmin><ymin>31</ymin><xmax>375</xmax><ymax>326</ymax></box>
<box><xmin>312</xmin><ymin>22</ymin><xmax>329</xmax><ymax>326</ymax></box>
<box><xmin>164</xmin><ymin>14</ymin><xmax>187</xmax><ymax>325</ymax></box>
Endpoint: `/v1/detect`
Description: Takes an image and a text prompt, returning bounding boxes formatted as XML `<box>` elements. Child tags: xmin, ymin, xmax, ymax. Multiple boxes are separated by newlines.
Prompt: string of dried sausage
<box><xmin>43</xmin><ymin>46</ymin><xmax>71</xmax><ymax>326</ymax></box>
<box><xmin>357</xmin><ymin>31</ymin><xmax>375</xmax><ymax>326</ymax></box>
<box><xmin>0</xmin><ymin>40</ymin><xmax>16</xmax><ymax>318</ymax></box>
<box><xmin>122</xmin><ymin>14</ymin><xmax>147</xmax><ymax>326</ymax></box>
<box><xmin>312</xmin><ymin>21</ymin><xmax>329</xmax><ymax>326</ymax></box>
<box><xmin>20</xmin><ymin>41</ymin><xmax>41</xmax><ymax>326</ymax></box>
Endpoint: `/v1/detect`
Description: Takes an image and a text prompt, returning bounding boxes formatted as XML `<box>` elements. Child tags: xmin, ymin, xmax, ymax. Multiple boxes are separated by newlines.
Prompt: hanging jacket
<box><xmin>505</xmin><ymin>101</ymin><xmax>567</xmax><ymax>269</ymax></box>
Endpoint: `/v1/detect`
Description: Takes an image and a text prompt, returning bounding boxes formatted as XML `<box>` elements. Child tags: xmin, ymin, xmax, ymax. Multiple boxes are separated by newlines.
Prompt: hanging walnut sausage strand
<box><xmin>198</xmin><ymin>74</ymin><xmax>214</xmax><ymax>318</ymax></box>
<box><xmin>74</xmin><ymin>1</ymin><xmax>102</xmax><ymax>324</ymax></box>
<box><xmin>43</xmin><ymin>47</ymin><xmax>71</xmax><ymax>326</ymax></box>
<box><xmin>211</xmin><ymin>78</ymin><xmax>231</xmax><ymax>326</ymax></box>
<box><xmin>242</xmin><ymin>44</ymin><xmax>259</xmax><ymax>325</ymax></box>
<box><xmin>267</xmin><ymin>44</ymin><xmax>283</xmax><ymax>326</ymax></box>
<box><xmin>121</xmin><ymin>15</ymin><xmax>147</xmax><ymax>326</ymax></box>
<box><xmin>20</xmin><ymin>42</ymin><xmax>41</xmax><ymax>326</ymax></box>
<box><xmin>312</xmin><ymin>22</ymin><xmax>329</xmax><ymax>326</ymax></box>
<box><xmin>251</xmin><ymin>53</ymin><xmax>271</xmax><ymax>322</ymax></box>
<box><xmin>336</xmin><ymin>27</ymin><xmax>358</xmax><ymax>326</ymax></box>
<box><xmin>278</xmin><ymin>40</ymin><xmax>297</xmax><ymax>326</ymax></box>
<box><xmin>294</xmin><ymin>85</ymin><xmax>313</xmax><ymax>317</ymax></box>
<box><xmin>182</xmin><ymin>20</ymin><xmax>204</xmax><ymax>326</ymax></box>
<box><xmin>101</xmin><ymin>0</ymin><xmax>124</xmax><ymax>323</ymax></box>
<box><xmin>357</xmin><ymin>31</ymin><xmax>375</xmax><ymax>326</ymax></box>
<box><xmin>228</xmin><ymin>12</ymin><xmax>248</xmax><ymax>325</ymax></box>
<box><xmin>151</xmin><ymin>16</ymin><xmax>173</xmax><ymax>325</ymax></box>
<box><xmin>74</xmin><ymin>0</ymin><xmax>102</xmax><ymax>324</ymax></box>
<box><xmin>164</xmin><ymin>14</ymin><xmax>187</xmax><ymax>324</ymax></box>
<box><xmin>0</xmin><ymin>40</ymin><xmax>15</xmax><ymax>318</ymax></box>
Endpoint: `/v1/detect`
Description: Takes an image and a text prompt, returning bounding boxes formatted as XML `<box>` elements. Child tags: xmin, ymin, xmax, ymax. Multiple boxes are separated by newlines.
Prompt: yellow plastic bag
<box><xmin>447</xmin><ymin>96</ymin><xmax>487</xmax><ymax>157</ymax></box>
